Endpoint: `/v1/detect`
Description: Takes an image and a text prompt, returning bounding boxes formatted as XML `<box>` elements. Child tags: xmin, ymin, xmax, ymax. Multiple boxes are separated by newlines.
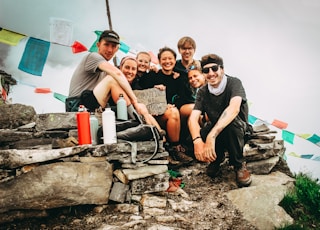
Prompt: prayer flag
<box><xmin>120</xmin><ymin>41</ymin><xmax>130</xmax><ymax>53</ymax></box>
<box><xmin>0</xmin><ymin>28</ymin><xmax>25</xmax><ymax>46</ymax></box>
<box><xmin>307</xmin><ymin>134</ymin><xmax>320</xmax><ymax>145</ymax></box>
<box><xmin>148</xmin><ymin>51</ymin><xmax>159</xmax><ymax>64</ymax></box>
<box><xmin>50</xmin><ymin>18</ymin><xmax>73</xmax><ymax>46</ymax></box>
<box><xmin>271</xmin><ymin>119</ymin><xmax>288</xmax><ymax>129</ymax></box>
<box><xmin>282</xmin><ymin>130</ymin><xmax>295</xmax><ymax>144</ymax></box>
<box><xmin>89</xmin><ymin>30</ymin><xmax>102</xmax><ymax>52</ymax></box>
<box><xmin>53</xmin><ymin>92</ymin><xmax>67</xmax><ymax>103</ymax></box>
<box><xmin>248</xmin><ymin>114</ymin><xmax>258</xmax><ymax>125</ymax></box>
<box><xmin>34</xmin><ymin>88</ymin><xmax>51</xmax><ymax>93</ymax></box>
<box><xmin>301</xmin><ymin>154</ymin><xmax>314</xmax><ymax>159</ymax></box>
<box><xmin>288</xmin><ymin>152</ymin><xmax>300</xmax><ymax>158</ymax></box>
<box><xmin>297</xmin><ymin>133</ymin><xmax>312</xmax><ymax>139</ymax></box>
<box><xmin>71</xmin><ymin>41</ymin><xmax>87</xmax><ymax>53</ymax></box>
<box><xmin>312</xmin><ymin>156</ymin><xmax>320</xmax><ymax>161</ymax></box>
<box><xmin>18</xmin><ymin>37</ymin><xmax>50</xmax><ymax>76</ymax></box>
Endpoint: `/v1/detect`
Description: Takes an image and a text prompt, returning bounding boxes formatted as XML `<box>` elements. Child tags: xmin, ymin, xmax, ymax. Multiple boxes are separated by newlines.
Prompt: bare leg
<box><xmin>93</xmin><ymin>76</ymin><xmax>114</xmax><ymax>108</ymax></box>
<box><xmin>159</xmin><ymin>107</ymin><xmax>180</xmax><ymax>143</ymax></box>
<box><xmin>179</xmin><ymin>103</ymin><xmax>194</xmax><ymax>141</ymax></box>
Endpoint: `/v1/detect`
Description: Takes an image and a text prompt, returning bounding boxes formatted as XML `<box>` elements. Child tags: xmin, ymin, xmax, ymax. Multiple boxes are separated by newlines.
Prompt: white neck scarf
<box><xmin>208</xmin><ymin>74</ymin><xmax>227</xmax><ymax>96</ymax></box>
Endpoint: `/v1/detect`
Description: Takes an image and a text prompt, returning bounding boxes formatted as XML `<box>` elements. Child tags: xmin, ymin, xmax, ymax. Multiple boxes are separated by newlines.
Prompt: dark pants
<box><xmin>200</xmin><ymin>117</ymin><xmax>250</xmax><ymax>169</ymax></box>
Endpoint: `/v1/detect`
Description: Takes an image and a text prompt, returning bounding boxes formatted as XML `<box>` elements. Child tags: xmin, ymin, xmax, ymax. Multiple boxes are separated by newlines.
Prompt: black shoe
<box><xmin>206</xmin><ymin>155</ymin><xmax>226</xmax><ymax>178</ymax></box>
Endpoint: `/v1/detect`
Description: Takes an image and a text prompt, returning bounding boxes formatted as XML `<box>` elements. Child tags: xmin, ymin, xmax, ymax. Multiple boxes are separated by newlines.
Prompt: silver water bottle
<box><xmin>116</xmin><ymin>93</ymin><xmax>128</xmax><ymax>120</ymax></box>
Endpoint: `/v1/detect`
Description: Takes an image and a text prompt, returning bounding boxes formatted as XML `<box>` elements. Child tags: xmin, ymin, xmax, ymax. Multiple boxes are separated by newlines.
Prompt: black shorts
<box><xmin>80</xmin><ymin>90</ymin><xmax>100</xmax><ymax>112</ymax></box>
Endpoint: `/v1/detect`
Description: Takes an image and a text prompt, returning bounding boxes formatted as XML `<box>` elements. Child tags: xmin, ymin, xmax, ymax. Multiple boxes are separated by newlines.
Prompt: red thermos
<box><xmin>76</xmin><ymin>105</ymin><xmax>92</xmax><ymax>145</ymax></box>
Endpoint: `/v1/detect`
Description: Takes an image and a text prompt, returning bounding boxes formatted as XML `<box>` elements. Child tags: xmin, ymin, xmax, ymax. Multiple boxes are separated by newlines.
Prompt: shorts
<box><xmin>80</xmin><ymin>90</ymin><xmax>100</xmax><ymax>112</ymax></box>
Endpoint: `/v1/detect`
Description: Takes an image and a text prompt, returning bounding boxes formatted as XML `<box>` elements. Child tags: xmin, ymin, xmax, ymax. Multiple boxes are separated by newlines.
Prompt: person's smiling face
<box><xmin>136</xmin><ymin>53</ymin><xmax>151</xmax><ymax>73</ymax></box>
<box><xmin>159</xmin><ymin>51</ymin><xmax>176</xmax><ymax>72</ymax></box>
<box><xmin>188</xmin><ymin>69</ymin><xmax>206</xmax><ymax>88</ymax></box>
<box><xmin>120</xmin><ymin>59</ymin><xmax>138</xmax><ymax>84</ymax></box>
<box><xmin>97</xmin><ymin>40</ymin><xmax>119</xmax><ymax>61</ymax></box>
<box><xmin>202</xmin><ymin>64</ymin><xmax>224</xmax><ymax>88</ymax></box>
<box><xmin>179</xmin><ymin>41</ymin><xmax>195</xmax><ymax>63</ymax></box>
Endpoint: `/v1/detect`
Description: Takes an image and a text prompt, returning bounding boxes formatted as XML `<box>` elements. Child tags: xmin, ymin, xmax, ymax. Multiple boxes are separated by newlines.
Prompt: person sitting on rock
<box><xmin>66</xmin><ymin>30</ymin><xmax>143</xmax><ymax>123</ymax></box>
<box><xmin>188</xmin><ymin>53</ymin><xmax>252</xmax><ymax>187</ymax></box>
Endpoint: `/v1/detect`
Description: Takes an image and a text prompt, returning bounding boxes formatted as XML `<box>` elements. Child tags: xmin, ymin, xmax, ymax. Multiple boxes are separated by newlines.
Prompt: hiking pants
<box><xmin>200</xmin><ymin>116</ymin><xmax>248</xmax><ymax>169</ymax></box>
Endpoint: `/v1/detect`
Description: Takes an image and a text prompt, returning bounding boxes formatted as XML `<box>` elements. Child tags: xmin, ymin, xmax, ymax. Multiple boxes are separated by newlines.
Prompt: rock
<box><xmin>133</xmin><ymin>88</ymin><xmax>167</xmax><ymax>115</ymax></box>
<box><xmin>140</xmin><ymin>194</ymin><xmax>167</xmax><ymax>208</ymax></box>
<box><xmin>131</xmin><ymin>172</ymin><xmax>170</xmax><ymax>194</ymax></box>
<box><xmin>226</xmin><ymin>171</ymin><xmax>295</xmax><ymax>230</ymax></box>
<box><xmin>122</xmin><ymin>165</ymin><xmax>168</xmax><ymax>180</ymax></box>
<box><xmin>35</xmin><ymin>112</ymin><xmax>77</xmax><ymax>131</ymax></box>
<box><xmin>0</xmin><ymin>104</ymin><xmax>36</xmax><ymax>129</ymax></box>
<box><xmin>109</xmin><ymin>182</ymin><xmax>130</xmax><ymax>203</ymax></box>
<box><xmin>247</xmin><ymin>156</ymin><xmax>281</xmax><ymax>174</ymax></box>
<box><xmin>0</xmin><ymin>161</ymin><xmax>113</xmax><ymax>214</ymax></box>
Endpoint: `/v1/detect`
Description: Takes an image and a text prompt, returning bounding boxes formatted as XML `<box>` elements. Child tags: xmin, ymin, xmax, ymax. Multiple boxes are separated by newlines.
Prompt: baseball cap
<box><xmin>99</xmin><ymin>30</ymin><xmax>120</xmax><ymax>44</ymax></box>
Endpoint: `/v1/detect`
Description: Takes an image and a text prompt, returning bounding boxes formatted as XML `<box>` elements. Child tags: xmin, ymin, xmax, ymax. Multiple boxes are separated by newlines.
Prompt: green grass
<box><xmin>277</xmin><ymin>173</ymin><xmax>320</xmax><ymax>229</ymax></box>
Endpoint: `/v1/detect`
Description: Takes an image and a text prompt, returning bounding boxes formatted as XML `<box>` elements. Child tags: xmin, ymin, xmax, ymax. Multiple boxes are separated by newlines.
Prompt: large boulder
<box><xmin>0</xmin><ymin>104</ymin><xmax>36</xmax><ymax>129</ymax></box>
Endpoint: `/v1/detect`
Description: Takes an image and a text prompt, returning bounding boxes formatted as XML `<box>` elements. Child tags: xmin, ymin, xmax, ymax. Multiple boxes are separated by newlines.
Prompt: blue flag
<box><xmin>18</xmin><ymin>37</ymin><xmax>50</xmax><ymax>76</ymax></box>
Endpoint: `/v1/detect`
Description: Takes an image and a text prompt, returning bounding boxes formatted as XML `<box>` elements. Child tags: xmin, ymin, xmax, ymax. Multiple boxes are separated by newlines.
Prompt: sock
<box><xmin>127</xmin><ymin>104</ymin><xmax>143</xmax><ymax>124</ymax></box>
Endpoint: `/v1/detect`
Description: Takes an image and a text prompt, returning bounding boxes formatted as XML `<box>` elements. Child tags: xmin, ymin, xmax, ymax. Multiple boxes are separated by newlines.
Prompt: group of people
<box><xmin>67</xmin><ymin>30</ymin><xmax>252</xmax><ymax>187</ymax></box>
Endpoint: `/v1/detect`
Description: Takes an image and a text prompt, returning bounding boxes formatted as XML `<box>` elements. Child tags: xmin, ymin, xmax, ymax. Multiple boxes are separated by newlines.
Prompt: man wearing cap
<box><xmin>67</xmin><ymin>30</ymin><xmax>143</xmax><ymax>119</ymax></box>
<box><xmin>188</xmin><ymin>53</ymin><xmax>252</xmax><ymax>187</ymax></box>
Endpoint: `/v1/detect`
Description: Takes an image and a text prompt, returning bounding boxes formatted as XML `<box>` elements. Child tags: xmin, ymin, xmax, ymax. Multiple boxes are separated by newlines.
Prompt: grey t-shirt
<box><xmin>194</xmin><ymin>75</ymin><xmax>249</xmax><ymax>125</ymax></box>
<box><xmin>68</xmin><ymin>52</ymin><xmax>106</xmax><ymax>97</ymax></box>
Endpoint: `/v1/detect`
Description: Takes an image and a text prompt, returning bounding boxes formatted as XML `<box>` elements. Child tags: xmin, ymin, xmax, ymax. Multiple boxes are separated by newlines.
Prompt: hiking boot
<box><xmin>171</xmin><ymin>144</ymin><xmax>193</xmax><ymax>164</ymax></box>
<box><xmin>164</xmin><ymin>156</ymin><xmax>183</xmax><ymax>170</ymax></box>
<box><xmin>236</xmin><ymin>162</ymin><xmax>252</xmax><ymax>187</ymax></box>
<box><xmin>165</xmin><ymin>156</ymin><xmax>181</xmax><ymax>165</ymax></box>
<box><xmin>206</xmin><ymin>155</ymin><xmax>225</xmax><ymax>178</ymax></box>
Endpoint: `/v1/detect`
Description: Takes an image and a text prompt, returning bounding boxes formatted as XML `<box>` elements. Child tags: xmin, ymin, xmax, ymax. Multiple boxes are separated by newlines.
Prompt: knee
<box><xmin>168</xmin><ymin>107</ymin><xmax>180</xmax><ymax>120</ymax></box>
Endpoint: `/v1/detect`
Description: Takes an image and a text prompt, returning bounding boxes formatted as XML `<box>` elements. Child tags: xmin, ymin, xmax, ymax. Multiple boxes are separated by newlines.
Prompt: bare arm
<box><xmin>188</xmin><ymin>109</ymin><xmax>202</xmax><ymax>140</ymax></box>
<box><xmin>189</xmin><ymin>96</ymin><xmax>242</xmax><ymax>162</ymax></box>
<box><xmin>98</xmin><ymin>61</ymin><xmax>138</xmax><ymax>105</ymax></box>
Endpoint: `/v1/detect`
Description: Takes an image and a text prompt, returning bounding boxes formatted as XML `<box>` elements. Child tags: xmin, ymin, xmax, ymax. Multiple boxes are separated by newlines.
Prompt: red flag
<box><xmin>72</xmin><ymin>41</ymin><xmax>87</xmax><ymax>53</ymax></box>
<box><xmin>148</xmin><ymin>51</ymin><xmax>159</xmax><ymax>64</ymax></box>
<box><xmin>271</xmin><ymin>119</ymin><xmax>288</xmax><ymax>129</ymax></box>
<box><xmin>34</xmin><ymin>88</ymin><xmax>52</xmax><ymax>93</ymax></box>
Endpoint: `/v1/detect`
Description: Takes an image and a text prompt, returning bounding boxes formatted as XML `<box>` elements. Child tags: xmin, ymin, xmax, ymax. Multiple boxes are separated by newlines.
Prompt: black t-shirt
<box><xmin>139</xmin><ymin>70</ymin><xmax>183</xmax><ymax>105</ymax></box>
<box><xmin>139</xmin><ymin>66</ymin><xmax>196</xmax><ymax>108</ymax></box>
<box><xmin>194</xmin><ymin>75</ymin><xmax>249</xmax><ymax>124</ymax></box>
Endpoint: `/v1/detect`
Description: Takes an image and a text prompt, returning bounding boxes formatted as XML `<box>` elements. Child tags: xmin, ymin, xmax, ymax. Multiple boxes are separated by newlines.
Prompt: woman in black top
<box><xmin>140</xmin><ymin>47</ymin><xmax>193</xmax><ymax>165</ymax></box>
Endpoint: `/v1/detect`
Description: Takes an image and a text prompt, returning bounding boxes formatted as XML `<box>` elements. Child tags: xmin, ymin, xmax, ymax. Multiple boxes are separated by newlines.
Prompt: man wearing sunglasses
<box><xmin>188</xmin><ymin>54</ymin><xmax>252</xmax><ymax>187</ymax></box>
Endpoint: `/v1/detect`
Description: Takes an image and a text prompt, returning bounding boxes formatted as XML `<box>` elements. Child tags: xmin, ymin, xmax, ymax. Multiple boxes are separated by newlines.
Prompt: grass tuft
<box><xmin>277</xmin><ymin>173</ymin><xmax>320</xmax><ymax>229</ymax></box>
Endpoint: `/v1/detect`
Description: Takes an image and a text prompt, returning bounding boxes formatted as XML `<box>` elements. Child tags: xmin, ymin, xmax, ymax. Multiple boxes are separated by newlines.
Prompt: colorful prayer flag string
<box><xmin>248</xmin><ymin>114</ymin><xmax>320</xmax><ymax>149</ymax></box>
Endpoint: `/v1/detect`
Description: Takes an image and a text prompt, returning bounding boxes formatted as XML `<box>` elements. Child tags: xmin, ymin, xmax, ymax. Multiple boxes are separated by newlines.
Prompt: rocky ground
<box><xmin>0</xmin><ymin>157</ymin><xmax>293</xmax><ymax>230</ymax></box>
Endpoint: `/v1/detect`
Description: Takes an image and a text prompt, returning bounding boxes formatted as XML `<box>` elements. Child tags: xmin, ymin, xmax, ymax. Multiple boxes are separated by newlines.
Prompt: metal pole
<box><xmin>105</xmin><ymin>0</ymin><xmax>118</xmax><ymax>66</ymax></box>
<box><xmin>105</xmin><ymin>0</ymin><xmax>113</xmax><ymax>30</ymax></box>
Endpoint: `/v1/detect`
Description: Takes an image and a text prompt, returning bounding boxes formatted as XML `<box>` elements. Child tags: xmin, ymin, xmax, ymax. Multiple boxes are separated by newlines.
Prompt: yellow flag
<box><xmin>0</xmin><ymin>28</ymin><xmax>25</xmax><ymax>46</ymax></box>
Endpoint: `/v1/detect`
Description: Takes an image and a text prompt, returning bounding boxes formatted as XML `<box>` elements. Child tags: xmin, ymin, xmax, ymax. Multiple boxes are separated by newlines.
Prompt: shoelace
<box><xmin>176</xmin><ymin>145</ymin><xmax>186</xmax><ymax>153</ymax></box>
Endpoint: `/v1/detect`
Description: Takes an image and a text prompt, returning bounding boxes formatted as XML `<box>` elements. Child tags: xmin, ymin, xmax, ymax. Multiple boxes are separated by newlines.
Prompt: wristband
<box><xmin>192</xmin><ymin>136</ymin><xmax>201</xmax><ymax>142</ymax></box>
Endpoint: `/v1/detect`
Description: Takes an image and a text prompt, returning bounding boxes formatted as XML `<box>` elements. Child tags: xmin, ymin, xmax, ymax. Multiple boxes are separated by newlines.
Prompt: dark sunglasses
<box><xmin>188</xmin><ymin>65</ymin><xmax>196</xmax><ymax>71</ymax></box>
<box><xmin>202</xmin><ymin>65</ymin><xmax>219</xmax><ymax>74</ymax></box>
